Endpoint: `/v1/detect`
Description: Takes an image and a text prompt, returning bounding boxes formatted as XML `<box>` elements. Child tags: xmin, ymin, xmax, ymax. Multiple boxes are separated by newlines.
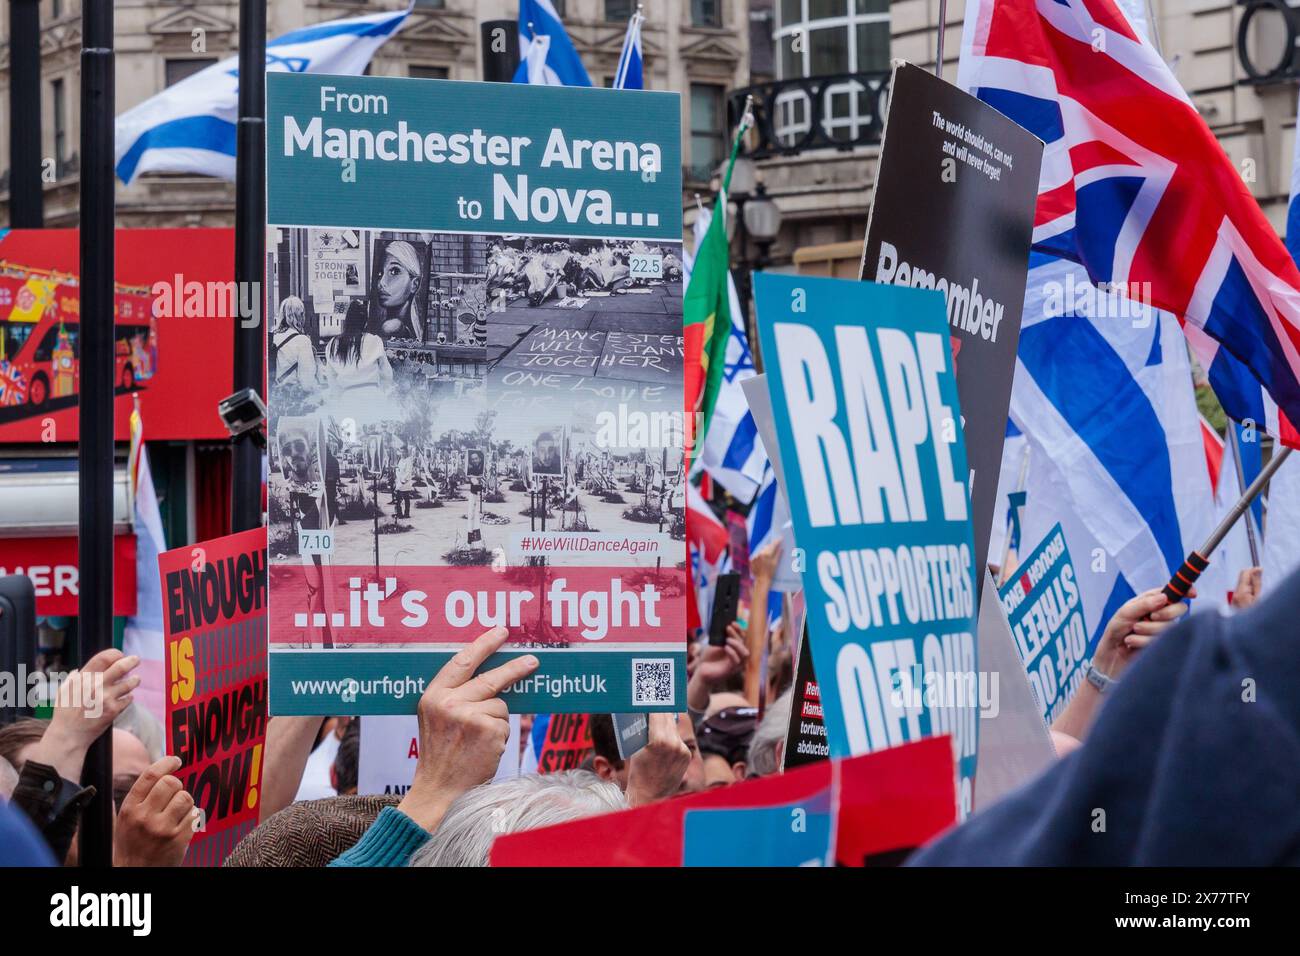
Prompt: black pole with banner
<box><xmin>8</xmin><ymin>0</ymin><xmax>44</xmax><ymax>227</ymax></box>
<box><xmin>77</xmin><ymin>0</ymin><xmax>115</xmax><ymax>869</ymax></box>
<box><xmin>232</xmin><ymin>0</ymin><xmax>267</xmax><ymax>533</ymax></box>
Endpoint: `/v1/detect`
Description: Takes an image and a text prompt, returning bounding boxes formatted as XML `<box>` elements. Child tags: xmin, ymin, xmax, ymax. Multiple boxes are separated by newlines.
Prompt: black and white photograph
<box><xmin>267</xmin><ymin>226</ymin><xmax>490</xmax><ymax>430</ymax></box>
<box><xmin>486</xmin><ymin>235</ymin><xmax>686</xmax><ymax>431</ymax></box>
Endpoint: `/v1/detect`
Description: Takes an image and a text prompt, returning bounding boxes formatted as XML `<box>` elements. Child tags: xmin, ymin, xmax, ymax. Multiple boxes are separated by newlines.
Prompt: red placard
<box><xmin>535</xmin><ymin>713</ymin><xmax>593</xmax><ymax>774</ymax></box>
<box><xmin>162</xmin><ymin>527</ymin><xmax>268</xmax><ymax>867</ymax></box>
<box><xmin>0</xmin><ymin>534</ymin><xmax>137</xmax><ymax>616</ymax></box>
<box><xmin>490</xmin><ymin>735</ymin><xmax>957</xmax><ymax>867</ymax></box>
<box><xmin>0</xmin><ymin>228</ymin><xmax>236</xmax><ymax>442</ymax></box>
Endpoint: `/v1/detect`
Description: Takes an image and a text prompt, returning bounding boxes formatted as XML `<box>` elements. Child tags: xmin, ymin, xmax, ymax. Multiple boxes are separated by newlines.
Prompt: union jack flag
<box><xmin>0</xmin><ymin>360</ymin><xmax>27</xmax><ymax>407</ymax></box>
<box><xmin>958</xmin><ymin>0</ymin><xmax>1300</xmax><ymax>446</ymax></box>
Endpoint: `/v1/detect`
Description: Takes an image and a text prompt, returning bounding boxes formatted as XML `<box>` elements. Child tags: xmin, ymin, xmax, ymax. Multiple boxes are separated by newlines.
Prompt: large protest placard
<box><xmin>754</xmin><ymin>272</ymin><xmax>981</xmax><ymax>815</ymax></box>
<box><xmin>265</xmin><ymin>74</ymin><xmax>686</xmax><ymax>715</ymax></box>
<box><xmin>860</xmin><ymin>62</ymin><xmax>1043</xmax><ymax>595</ymax></box>
<box><xmin>998</xmin><ymin>524</ymin><xmax>1088</xmax><ymax>725</ymax></box>
<box><xmin>161</xmin><ymin>528</ymin><xmax>268</xmax><ymax>866</ymax></box>
<box><xmin>490</xmin><ymin>736</ymin><xmax>955</xmax><ymax>867</ymax></box>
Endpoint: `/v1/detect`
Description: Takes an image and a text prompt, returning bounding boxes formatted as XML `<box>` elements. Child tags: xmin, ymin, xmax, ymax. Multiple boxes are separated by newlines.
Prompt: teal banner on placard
<box><xmin>267</xmin><ymin>73</ymin><xmax>682</xmax><ymax>238</ymax></box>
<box><xmin>270</xmin><ymin>649</ymin><xmax>687</xmax><ymax>715</ymax></box>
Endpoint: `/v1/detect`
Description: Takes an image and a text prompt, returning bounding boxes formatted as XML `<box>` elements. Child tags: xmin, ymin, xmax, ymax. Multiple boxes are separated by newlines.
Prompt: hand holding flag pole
<box><xmin>1162</xmin><ymin>446</ymin><xmax>1293</xmax><ymax>602</ymax></box>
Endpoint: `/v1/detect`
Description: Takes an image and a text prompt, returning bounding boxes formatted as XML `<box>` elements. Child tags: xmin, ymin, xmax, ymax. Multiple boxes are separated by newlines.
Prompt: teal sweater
<box><xmin>329</xmin><ymin>806</ymin><xmax>431</xmax><ymax>867</ymax></box>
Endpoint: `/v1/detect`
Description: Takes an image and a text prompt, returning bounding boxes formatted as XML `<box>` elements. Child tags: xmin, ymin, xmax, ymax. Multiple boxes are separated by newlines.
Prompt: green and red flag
<box><xmin>684</xmin><ymin>101</ymin><xmax>752</xmax><ymax>468</ymax></box>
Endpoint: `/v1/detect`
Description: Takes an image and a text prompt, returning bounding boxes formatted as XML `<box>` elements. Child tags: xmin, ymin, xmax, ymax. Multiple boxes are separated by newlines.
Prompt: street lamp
<box><xmin>744</xmin><ymin>183</ymin><xmax>782</xmax><ymax>254</ymax></box>
<box><xmin>729</xmin><ymin>176</ymin><xmax>782</xmax><ymax>372</ymax></box>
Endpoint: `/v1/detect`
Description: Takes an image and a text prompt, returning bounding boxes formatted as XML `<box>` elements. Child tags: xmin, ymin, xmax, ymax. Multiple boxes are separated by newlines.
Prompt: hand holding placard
<box><xmin>113</xmin><ymin>756</ymin><xmax>197</xmax><ymax>868</ymax></box>
<box><xmin>397</xmin><ymin>626</ymin><xmax>539</xmax><ymax>831</ymax></box>
<box><xmin>32</xmin><ymin>649</ymin><xmax>141</xmax><ymax>785</ymax></box>
<box><xmin>625</xmin><ymin>712</ymin><xmax>691</xmax><ymax>807</ymax></box>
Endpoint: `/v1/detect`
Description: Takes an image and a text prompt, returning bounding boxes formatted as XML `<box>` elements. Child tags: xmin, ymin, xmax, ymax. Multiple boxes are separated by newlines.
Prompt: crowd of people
<box><xmin>0</xmin><ymin>545</ymin><xmax>1293</xmax><ymax>866</ymax></box>
<box><xmin>485</xmin><ymin>238</ymin><xmax>684</xmax><ymax>308</ymax></box>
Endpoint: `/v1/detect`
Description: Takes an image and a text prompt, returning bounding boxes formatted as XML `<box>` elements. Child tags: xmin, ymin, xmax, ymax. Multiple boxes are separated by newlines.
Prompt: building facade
<box><xmin>731</xmin><ymin>0</ymin><xmax>1300</xmax><ymax>274</ymax></box>
<box><xmin>0</xmin><ymin>0</ymin><xmax>751</xmax><ymax>227</ymax></box>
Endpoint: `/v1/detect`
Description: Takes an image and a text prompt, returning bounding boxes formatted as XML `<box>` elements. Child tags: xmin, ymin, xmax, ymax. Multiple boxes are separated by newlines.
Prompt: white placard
<box><xmin>358</xmin><ymin>713</ymin><xmax>521</xmax><ymax>797</ymax></box>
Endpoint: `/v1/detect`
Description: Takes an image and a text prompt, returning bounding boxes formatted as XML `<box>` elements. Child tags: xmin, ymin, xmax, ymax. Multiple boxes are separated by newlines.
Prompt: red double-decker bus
<box><xmin>0</xmin><ymin>265</ymin><xmax>157</xmax><ymax>408</ymax></box>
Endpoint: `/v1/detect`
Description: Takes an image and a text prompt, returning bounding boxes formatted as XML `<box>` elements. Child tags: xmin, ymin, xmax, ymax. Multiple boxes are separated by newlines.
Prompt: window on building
<box><xmin>606</xmin><ymin>0</ymin><xmax>634</xmax><ymax>22</ymax></box>
<box><xmin>410</xmin><ymin>65</ymin><xmax>450</xmax><ymax>80</ymax></box>
<box><xmin>413</xmin><ymin>0</ymin><xmax>447</xmax><ymax>9</ymax></box>
<box><xmin>692</xmin><ymin>0</ymin><xmax>722</xmax><ymax>27</ymax></box>
<box><xmin>165</xmin><ymin>58</ymin><xmax>217</xmax><ymax>87</ymax></box>
<box><xmin>51</xmin><ymin>78</ymin><xmax>66</xmax><ymax>166</ymax></box>
<box><xmin>689</xmin><ymin>83</ymin><xmax>725</xmax><ymax>181</ymax></box>
<box><xmin>772</xmin><ymin>0</ymin><xmax>890</xmax><ymax>145</ymax></box>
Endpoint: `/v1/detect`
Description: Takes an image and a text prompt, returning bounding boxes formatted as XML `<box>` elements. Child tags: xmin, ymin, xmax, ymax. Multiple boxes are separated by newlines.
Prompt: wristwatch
<box><xmin>1084</xmin><ymin>660</ymin><xmax>1116</xmax><ymax>694</ymax></box>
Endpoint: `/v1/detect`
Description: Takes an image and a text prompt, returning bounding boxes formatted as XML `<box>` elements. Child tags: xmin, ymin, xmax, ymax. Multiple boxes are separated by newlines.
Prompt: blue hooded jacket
<box><xmin>910</xmin><ymin>567</ymin><xmax>1300</xmax><ymax>865</ymax></box>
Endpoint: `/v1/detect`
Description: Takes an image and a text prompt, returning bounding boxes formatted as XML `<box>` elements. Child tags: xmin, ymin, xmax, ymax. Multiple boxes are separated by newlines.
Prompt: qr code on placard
<box><xmin>631</xmin><ymin>658</ymin><xmax>674</xmax><ymax>706</ymax></box>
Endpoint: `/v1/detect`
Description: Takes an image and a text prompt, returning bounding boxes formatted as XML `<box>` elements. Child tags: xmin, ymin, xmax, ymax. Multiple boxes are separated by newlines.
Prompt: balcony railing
<box><xmin>728</xmin><ymin>71</ymin><xmax>892</xmax><ymax>158</ymax></box>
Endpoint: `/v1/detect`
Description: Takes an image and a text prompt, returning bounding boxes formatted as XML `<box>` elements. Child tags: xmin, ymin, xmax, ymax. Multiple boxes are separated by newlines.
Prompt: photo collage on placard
<box><xmin>266</xmin><ymin>227</ymin><xmax>686</xmax><ymax>575</ymax></box>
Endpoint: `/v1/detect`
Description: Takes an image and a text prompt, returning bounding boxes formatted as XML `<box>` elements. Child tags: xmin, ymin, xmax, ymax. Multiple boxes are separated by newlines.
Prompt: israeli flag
<box><xmin>746</xmin><ymin>463</ymin><xmax>800</xmax><ymax>593</ymax></box>
<box><xmin>992</xmin><ymin>254</ymin><xmax>1213</xmax><ymax>642</ymax></box>
<box><xmin>613</xmin><ymin>10</ymin><xmax>645</xmax><ymax>90</ymax></box>
<box><xmin>115</xmin><ymin>7</ymin><xmax>410</xmax><ymax>185</ymax></box>
<box><xmin>514</xmin><ymin>0</ymin><xmax>592</xmax><ymax>87</ymax></box>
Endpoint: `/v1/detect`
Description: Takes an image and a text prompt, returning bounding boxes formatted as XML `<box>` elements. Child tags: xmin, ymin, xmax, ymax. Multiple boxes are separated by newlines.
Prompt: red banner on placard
<box><xmin>268</xmin><ymin>565</ymin><xmax>686</xmax><ymax>646</ymax></box>
<box><xmin>162</xmin><ymin>527</ymin><xmax>268</xmax><ymax>867</ymax></box>
<box><xmin>0</xmin><ymin>228</ymin><xmax>236</xmax><ymax>442</ymax></box>
<box><xmin>490</xmin><ymin>735</ymin><xmax>958</xmax><ymax>867</ymax></box>
<box><xmin>0</xmin><ymin>534</ymin><xmax>137</xmax><ymax>616</ymax></box>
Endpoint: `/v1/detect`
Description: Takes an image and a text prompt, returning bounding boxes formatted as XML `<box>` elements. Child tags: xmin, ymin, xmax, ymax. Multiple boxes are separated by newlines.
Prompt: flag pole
<box><xmin>232</xmin><ymin>0</ymin><xmax>267</xmax><ymax>533</ymax></box>
<box><xmin>8</xmin><ymin>0</ymin><xmax>44</xmax><ymax>227</ymax></box>
<box><xmin>77</xmin><ymin>0</ymin><xmax>116</xmax><ymax>868</ymax></box>
<box><xmin>935</xmin><ymin>0</ymin><xmax>948</xmax><ymax>77</ymax></box>
<box><xmin>1225</xmin><ymin>423</ymin><xmax>1262</xmax><ymax>565</ymax></box>
<box><xmin>1162</xmin><ymin>446</ymin><xmax>1292</xmax><ymax>602</ymax></box>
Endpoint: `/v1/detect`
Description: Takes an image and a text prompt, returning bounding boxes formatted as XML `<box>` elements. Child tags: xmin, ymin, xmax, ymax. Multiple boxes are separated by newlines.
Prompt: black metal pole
<box><xmin>8</xmin><ymin>0</ymin><xmax>44</xmax><ymax>227</ymax></box>
<box><xmin>1162</xmin><ymin>446</ymin><xmax>1294</xmax><ymax>603</ymax></box>
<box><xmin>751</xmin><ymin>238</ymin><xmax>773</xmax><ymax>373</ymax></box>
<box><xmin>232</xmin><ymin>0</ymin><xmax>266</xmax><ymax>533</ymax></box>
<box><xmin>935</xmin><ymin>0</ymin><xmax>949</xmax><ymax>77</ymax></box>
<box><xmin>77</xmin><ymin>0</ymin><xmax>114</xmax><ymax>869</ymax></box>
<box><xmin>480</xmin><ymin>20</ymin><xmax>520</xmax><ymax>83</ymax></box>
